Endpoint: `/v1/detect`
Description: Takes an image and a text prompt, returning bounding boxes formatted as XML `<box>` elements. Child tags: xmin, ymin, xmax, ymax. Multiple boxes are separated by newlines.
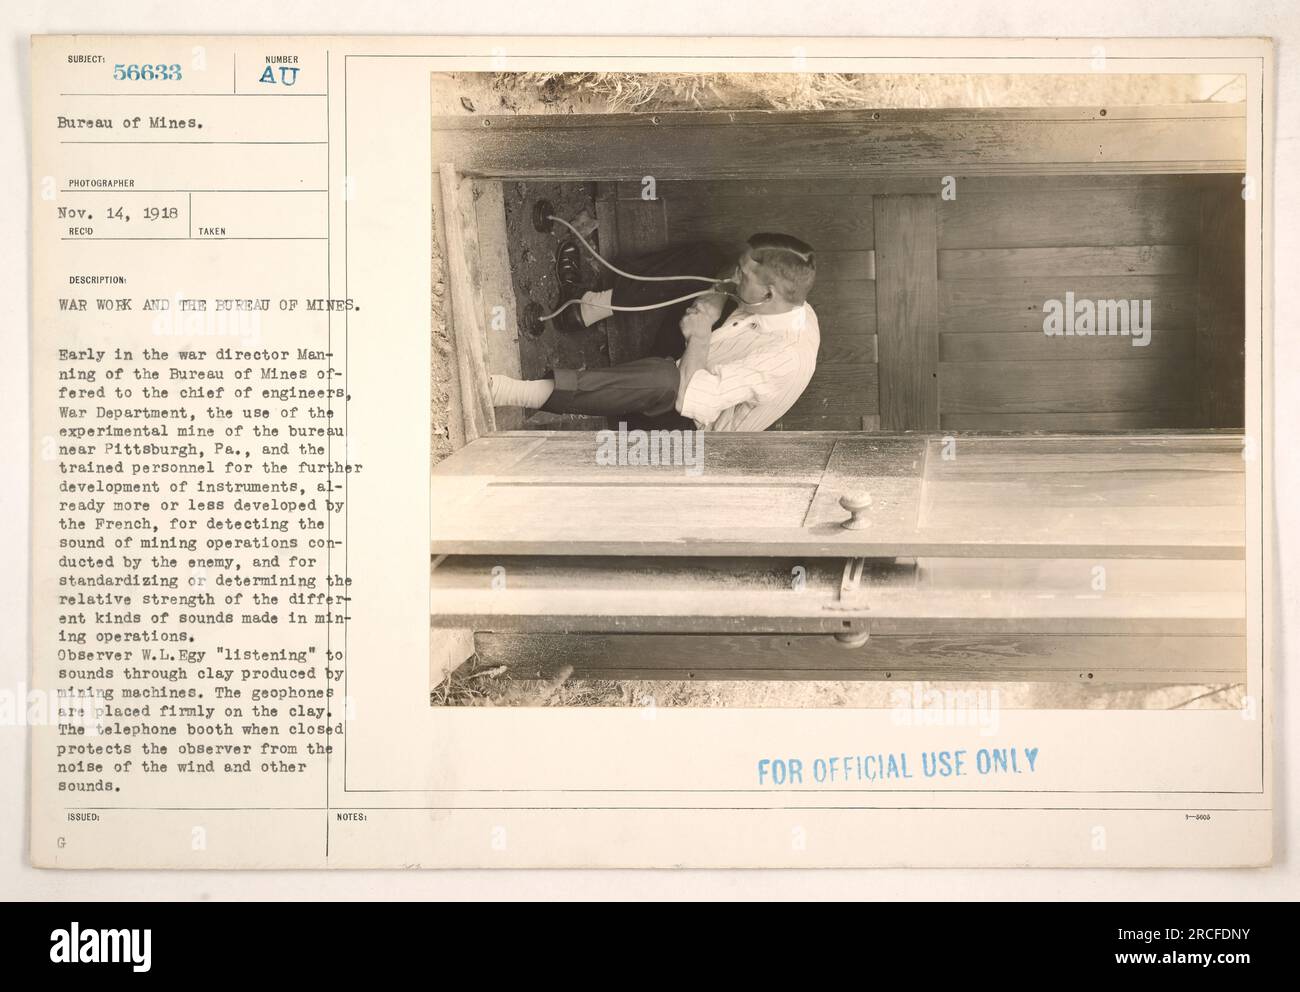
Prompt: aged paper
<box><xmin>29</xmin><ymin>35</ymin><xmax>1273</xmax><ymax>867</ymax></box>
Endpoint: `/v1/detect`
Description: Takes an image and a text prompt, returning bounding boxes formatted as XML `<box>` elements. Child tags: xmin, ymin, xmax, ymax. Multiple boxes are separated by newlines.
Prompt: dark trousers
<box><xmin>547</xmin><ymin>358</ymin><xmax>682</xmax><ymax>419</ymax></box>
<box><xmin>542</xmin><ymin>241</ymin><xmax>740</xmax><ymax>429</ymax></box>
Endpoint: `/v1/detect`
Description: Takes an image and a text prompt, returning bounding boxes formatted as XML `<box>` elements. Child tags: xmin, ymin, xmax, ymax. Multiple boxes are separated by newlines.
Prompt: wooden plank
<box><xmin>939</xmin><ymin>329</ymin><xmax>1194</xmax><ymax>363</ymax></box>
<box><xmin>434</xmin><ymin>110</ymin><xmax>1246</xmax><ymax>181</ymax></box>
<box><xmin>523</xmin><ymin>411</ymin><xmax>610</xmax><ymax>431</ymax></box>
<box><xmin>450</xmin><ymin>106</ymin><xmax>1247</xmax><ymax>131</ymax></box>
<box><xmin>476</xmin><ymin>632</ymin><xmax>1246</xmax><ymax>684</ymax></box>
<box><xmin>806</xmin><ymin>299</ymin><xmax>878</xmax><ymax>340</ymax></box>
<box><xmin>591</xmin><ymin>182</ymin><xmax>624</xmax><ymax>372</ymax></box>
<box><xmin>939</xmin><ymin>188</ymin><xmax>1201</xmax><ymax>249</ymax></box>
<box><xmin>432</xmin><ymin>169</ymin><xmax>500</xmax><ymax>686</ymax></box>
<box><xmin>614</xmin><ymin>196</ymin><xmax>667</xmax><ymax>251</ymax></box>
<box><xmin>924</xmin><ymin>471</ymin><xmax>1243</xmax><ymax>508</ymax></box>
<box><xmin>815</xmin><ymin>335</ymin><xmax>878</xmax><ymax>365</ymax></box>
<box><xmin>432</xmin><ymin>554</ymin><xmax>1244</xmax><ymax>635</ymax></box>
<box><xmin>440</xmin><ymin>592</ymin><xmax>1243</xmax><ymax>635</ymax></box>
<box><xmin>925</xmin><ymin>435</ymin><xmax>1245</xmax><ymax>473</ymax></box>
<box><xmin>472</xmin><ymin>180</ymin><xmax>526</xmax><ymax>430</ymax></box>
<box><xmin>938</xmin><ymin>174</ymin><xmax>1220</xmax><ymax>194</ymax></box>
<box><xmin>430</xmin><ymin>434</ymin><xmax>547</xmax><ymax>476</ymax></box>
<box><xmin>938</xmin><ymin>359</ymin><xmax>1195</xmax><ymax>414</ymax></box>
<box><xmin>940</xmin><ymin>275</ymin><xmax>1197</xmax><ymax>334</ymax></box>
<box><xmin>648</xmin><ymin>174</ymin><xmax>1214</xmax><ymax>201</ymax></box>
<box><xmin>429</xmin><ymin>432</ymin><xmax>1244</xmax><ymax>558</ymax></box>
<box><xmin>500</xmin><ymin>431</ymin><xmax>837</xmax><ymax>484</ymax></box>
<box><xmin>664</xmin><ymin>194</ymin><xmax>874</xmax><ymax>250</ymax></box>
<box><xmin>919</xmin><ymin>436</ymin><xmax>1244</xmax><ymax>541</ymax></box>
<box><xmin>940</xmin><ymin>410</ymin><xmax>1194</xmax><ymax>431</ymax></box>
<box><xmin>650</xmin><ymin>178</ymin><xmax>906</xmax><ymax>200</ymax></box>
<box><xmin>774</xmin><ymin>414</ymin><xmax>880</xmax><ymax>432</ymax></box>
<box><xmin>874</xmin><ymin>195</ymin><xmax>939</xmax><ymax>430</ymax></box>
<box><xmin>438</xmin><ymin>163</ymin><xmax>496</xmax><ymax>442</ymax></box>
<box><xmin>451</xmin><ymin>482</ymin><xmax>820</xmax><ymax>535</ymax></box>
<box><xmin>808</xmin><ymin>289</ymin><xmax>877</xmax><ymax>338</ymax></box>
<box><xmin>1196</xmin><ymin>181</ymin><xmax>1246</xmax><ymax>427</ymax></box>
<box><xmin>938</xmin><ymin>245</ymin><xmax>1197</xmax><ymax>279</ymax></box>
<box><xmin>901</xmin><ymin>433</ymin><xmax>1247</xmax><ymax>556</ymax></box>
<box><xmin>811</xmin><ymin>250</ymin><xmax>875</xmax><ymax>283</ymax></box>
<box><xmin>803</xmin><ymin>436</ymin><xmax>928</xmax><ymax>533</ymax></box>
<box><xmin>594</xmin><ymin>182</ymin><xmax>621</xmax><ymax>258</ymax></box>
<box><xmin>436</xmin><ymin>554</ymin><xmax>1246</xmax><ymax>597</ymax></box>
<box><xmin>607</xmin><ymin>196</ymin><xmax>669</xmax><ymax>364</ymax></box>
<box><xmin>783</xmin><ymin>363</ymin><xmax>879</xmax><ymax>419</ymax></box>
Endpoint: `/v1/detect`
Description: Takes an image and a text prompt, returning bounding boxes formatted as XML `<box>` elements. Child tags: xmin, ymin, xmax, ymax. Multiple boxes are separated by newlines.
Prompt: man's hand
<box><xmin>680</xmin><ymin>306</ymin><xmax>715</xmax><ymax>344</ymax></box>
<box><xmin>690</xmin><ymin>291</ymin><xmax>725</xmax><ymax>323</ymax></box>
<box><xmin>675</xmin><ymin>295</ymin><xmax>722</xmax><ymax>415</ymax></box>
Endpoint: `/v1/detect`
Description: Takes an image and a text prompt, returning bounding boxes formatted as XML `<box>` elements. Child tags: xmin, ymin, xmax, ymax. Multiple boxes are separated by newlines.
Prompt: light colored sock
<box><xmin>579</xmin><ymin>289</ymin><xmax>614</xmax><ymax>326</ymax></box>
<box><xmin>489</xmin><ymin>374</ymin><xmax>554</xmax><ymax>409</ymax></box>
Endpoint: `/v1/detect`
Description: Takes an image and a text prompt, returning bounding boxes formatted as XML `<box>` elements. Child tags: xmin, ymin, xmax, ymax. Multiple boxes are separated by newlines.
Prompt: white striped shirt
<box><xmin>677</xmin><ymin>302</ymin><xmax>820</xmax><ymax>431</ymax></box>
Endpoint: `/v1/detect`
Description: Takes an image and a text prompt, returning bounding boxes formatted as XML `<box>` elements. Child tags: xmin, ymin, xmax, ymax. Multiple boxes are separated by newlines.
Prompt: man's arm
<box><xmin>679</xmin><ymin>347</ymin><xmax>805</xmax><ymax>428</ymax></box>
<box><xmin>675</xmin><ymin>340</ymin><xmax>712</xmax><ymax>416</ymax></box>
<box><xmin>674</xmin><ymin>301</ymin><xmax>719</xmax><ymax>416</ymax></box>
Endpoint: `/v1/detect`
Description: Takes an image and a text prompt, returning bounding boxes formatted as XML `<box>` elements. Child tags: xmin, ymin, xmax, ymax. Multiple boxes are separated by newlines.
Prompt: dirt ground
<box><xmin>432</xmin><ymin>656</ymin><xmax>1244</xmax><ymax>711</ymax></box>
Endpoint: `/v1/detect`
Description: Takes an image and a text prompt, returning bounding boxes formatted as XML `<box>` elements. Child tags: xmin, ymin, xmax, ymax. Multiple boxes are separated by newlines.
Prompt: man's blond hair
<box><xmin>747</xmin><ymin>232</ymin><xmax>816</xmax><ymax>304</ymax></box>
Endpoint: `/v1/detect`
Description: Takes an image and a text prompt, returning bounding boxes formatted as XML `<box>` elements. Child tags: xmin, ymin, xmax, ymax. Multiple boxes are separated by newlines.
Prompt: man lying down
<box><xmin>489</xmin><ymin>233</ymin><xmax>820</xmax><ymax>432</ymax></box>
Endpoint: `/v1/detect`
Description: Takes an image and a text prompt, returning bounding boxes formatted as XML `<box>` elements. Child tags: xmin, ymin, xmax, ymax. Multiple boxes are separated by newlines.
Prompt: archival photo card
<box><xmin>28</xmin><ymin>35</ymin><xmax>1274</xmax><ymax>868</ymax></box>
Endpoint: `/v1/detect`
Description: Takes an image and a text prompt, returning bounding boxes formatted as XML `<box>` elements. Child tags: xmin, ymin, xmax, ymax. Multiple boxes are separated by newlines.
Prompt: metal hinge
<box><xmin>826</xmin><ymin>557</ymin><xmax>872</xmax><ymax>646</ymax></box>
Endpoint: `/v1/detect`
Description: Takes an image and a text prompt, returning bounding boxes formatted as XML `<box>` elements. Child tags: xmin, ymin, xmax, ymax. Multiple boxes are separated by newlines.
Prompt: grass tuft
<box><xmin>489</xmin><ymin>71</ymin><xmax>1242</xmax><ymax>113</ymax></box>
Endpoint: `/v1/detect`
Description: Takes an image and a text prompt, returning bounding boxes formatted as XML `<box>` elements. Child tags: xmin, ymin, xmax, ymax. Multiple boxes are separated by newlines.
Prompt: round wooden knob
<box><xmin>839</xmin><ymin>492</ymin><xmax>872</xmax><ymax>529</ymax></box>
<box><xmin>833</xmin><ymin>630</ymin><xmax>871</xmax><ymax>648</ymax></box>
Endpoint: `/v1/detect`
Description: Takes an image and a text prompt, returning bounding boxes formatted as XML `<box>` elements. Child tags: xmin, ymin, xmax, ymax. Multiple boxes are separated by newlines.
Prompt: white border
<box><xmin>5</xmin><ymin>0</ymin><xmax>1296</xmax><ymax>897</ymax></box>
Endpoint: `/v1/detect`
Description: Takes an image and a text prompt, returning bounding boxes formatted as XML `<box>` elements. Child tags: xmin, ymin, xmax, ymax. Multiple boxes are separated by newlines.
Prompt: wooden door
<box><xmin>430</xmin><ymin>431</ymin><xmax>1245</xmax><ymax>559</ymax></box>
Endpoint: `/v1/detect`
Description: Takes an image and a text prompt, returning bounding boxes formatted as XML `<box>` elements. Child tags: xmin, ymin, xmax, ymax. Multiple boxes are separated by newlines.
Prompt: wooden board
<box><xmin>774</xmin><ymin>414</ymin><xmax>880</xmax><ymax>432</ymax></box>
<box><xmin>429</xmin><ymin>432</ymin><xmax>1245</xmax><ymax>558</ymax></box>
<box><xmin>475</xmin><ymin>632</ymin><xmax>1245</xmax><ymax>684</ymax></box>
<box><xmin>939</xmin><ymin>275</ymin><xmax>1197</xmax><ymax>334</ymax></box>
<box><xmin>1196</xmin><ymin>179</ymin><xmax>1246</xmax><ymax>427</ymax></box>
<box><xmin>939</xmin><ymin>411</ymin><xmax>1194</xmax><ymax>431</ymax></box>
<box><xmin>782</xmin><ymin>363</ymin><xmax>879</xmax><ymax>421</ymax></box>
<box><xmin>498</xmin><ymin>430</ymin><xmax>836</xmax><ymax>483</ymax></box>
<box><xmin>433</xmin><ymin>166</ymin><xmax>497</xmax><ymax>680</ymax></box>
<box><xmin>938</xmin><ymin>245</ymin><xmax>1197</xmax><ymax>279</ymax></box>
<box><xmin>938</xmin><ymin>359</ymin><xmax>1195</xmax><ymax>415</ymax></box>
<box><xmin>432</xmin><ymin>554</ymin><xmax>1244</xmax><ymax>635</ymax></box>
<box><xmin>812</xmin><ymin>335</ymin><xmax>878</xmax><ymax>366</ymax></box>
<box><xmin>472</xmin><ymin>180</ymin><xmax>526</xmax><ymax>430</ymax></box>
<box><xmin>874</xmin><ymin>196</ymin><xmax>940</xmax><ymax>430</ymax></box>
<box><xmin>805</xmin><ymin>290</ymin><xmax>877</xmax><ymax>339</ymax></box>
<box><xmin>939</xmin><ymin>329</ymin><xmax>1194</xmax><ymax>364</ymax></box>
<box><xmin>433</xmin><ymin>107</ymin><xmax>1246</xmax><ymax>181</ymax></box>
<box><xmin>918</xmin><ymin>435</ymin><xmax>1243</xmax><ymax>548</ymax></box>
<box><xmin>938</xmin><ymin>188</ymin><xmax>1202</xmax><ymax>249</ymax></box>
<box><xmin>802</xmin><ymin>250</ymin><xmax>876</xmax><ymax>284</ymax></box>
<box><xmin>438</xmin><ymin>164</ymin><xmax>496</xmax><ymax>441</ymax></box>
<box><xmin>636</xmin><ymin>175</ymin><xmax>1234</xmax><ymax>198</ymax></box>
<box><xmin>664</xmin><ymin>193</ymin><xmax>874</xmax><ymax>251</ymax></box>
<box><xmin>607</xmin><ymin>194</ymin><xmax>669</xmax><ymax>365</ymax></box>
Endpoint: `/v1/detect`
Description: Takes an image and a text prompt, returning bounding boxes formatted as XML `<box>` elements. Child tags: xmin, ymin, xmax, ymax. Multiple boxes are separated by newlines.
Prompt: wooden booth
<box><xmin>429</xmin><ymin>104</ymin><xmax>1247</xmax><ymax>686</ymax></box>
